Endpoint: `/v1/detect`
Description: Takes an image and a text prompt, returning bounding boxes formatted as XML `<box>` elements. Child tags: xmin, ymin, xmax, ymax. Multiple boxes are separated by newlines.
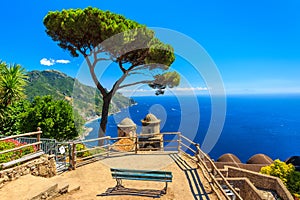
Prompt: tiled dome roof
<box><xmin>118</xmin><ymin>117</ymin><xmax>136</xmax><ymax>128</ymax></box>
<box><xmin>217</xmin><ymin>153</ymin><xmax>241</xmax><ymax>163</ymax></box>
<box><xmin>247</xmin><ymin>154</ymin><xmax>273</xmax><ymax>164</ymax></box>
<box><xmin>141</xmin><ymin>113</ymin><xmax>160</xmax><ymax>123</ymax></box>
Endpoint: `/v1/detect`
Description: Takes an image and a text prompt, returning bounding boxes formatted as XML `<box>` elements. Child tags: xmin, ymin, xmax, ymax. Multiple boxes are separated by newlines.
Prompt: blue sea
<box><xmin>85</xmin><ymin>94</ymin><xmax>300</xmax><ymax>163</ymax></box>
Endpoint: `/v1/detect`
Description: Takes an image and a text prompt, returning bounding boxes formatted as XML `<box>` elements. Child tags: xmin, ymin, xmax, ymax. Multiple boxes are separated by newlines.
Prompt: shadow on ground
<box><xmin>97</xmin><ymin>186</ymin><xmax>165</xmax><ymax>198</ymax></box>
<box><xmin>170</xmin><ymin>153</ymin><xmax>210</xmax><ymax>200</ymax></box>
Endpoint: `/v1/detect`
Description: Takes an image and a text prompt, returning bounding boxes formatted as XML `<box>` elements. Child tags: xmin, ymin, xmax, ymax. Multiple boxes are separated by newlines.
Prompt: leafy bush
<box><xmin>260</xmin><ymin>159</ymin><xmax>295</xmax><ymax>185</ymax></box>
<box><xmin>19</xmin><ymin>95</ymin><xmax>84</xmax><ymax>141</ymax></box>
<box><xmin>260</xmin><ymin>159</ymin><xmax>300</xmax><ymax>198</ymax></box>
<box><xmin>287</xmin><ymin>171</ymin><xmax>300</xmax><ymax>197</ymax></box>
<box><xmin>0</xmin><ymin>100</ymin><xmax>30</xmax><ymax>135</ymax></box>
<box><xmin>76</xmin><ymin>143</ymin><xmax>91</xmax><ymax>158</ymax></box>
<box><xmin>75</xmin><ymin>143</ymin><xmax>105</xmax><ymax>158</ymax></box>
<box><xmin>0</xmin><ymin>139</ymin><xmax>36</xmax><ymax>164</ymax></box>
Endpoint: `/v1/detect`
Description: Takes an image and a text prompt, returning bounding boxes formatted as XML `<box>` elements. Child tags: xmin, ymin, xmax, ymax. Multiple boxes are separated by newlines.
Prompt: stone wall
<box><xmin>215</xmin><ymin>162</ymin><xmax>267</xmax><ymax>172</ymax></box>
<box><xmin>228</xmin><ymin>178</ymin><xmax>263</xmax><ymax>200</ymax></box>
<box><xmin>226</xmin><ymin>166</ymin><xmax>294</xmax><ymax>200</ymax></box>
<box><xmin>0</xmin><ymin>154</ymin><xmax>56</xmax><ymax>188</ymax></box>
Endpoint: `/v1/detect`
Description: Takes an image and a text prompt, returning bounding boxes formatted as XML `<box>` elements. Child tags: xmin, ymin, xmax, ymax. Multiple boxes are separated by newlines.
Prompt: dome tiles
<box><xmin>141</xmin><ymin>113</ymin><xmax>160</xmax><ymax>123</ymax></box>
<box><xmin>117</xmin><ymin>117</ymin><xmax>136</xmax><ymax>128</ymax></box>
<box><xmin>247</xmin><ymin>154</ymin><xmax>273</xmax><ymax>165</ymax></box>
<box><xmin>217</xmin><ymin>153</ymin><xmax>241</xmax><ymax>163</ymax></box>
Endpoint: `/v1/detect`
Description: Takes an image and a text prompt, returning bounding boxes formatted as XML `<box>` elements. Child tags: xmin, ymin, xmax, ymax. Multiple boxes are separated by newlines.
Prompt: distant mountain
<box><xmin>24</xmin><ymin>70</ymin><xmax>134</xmax><ymax>120</ymax></box>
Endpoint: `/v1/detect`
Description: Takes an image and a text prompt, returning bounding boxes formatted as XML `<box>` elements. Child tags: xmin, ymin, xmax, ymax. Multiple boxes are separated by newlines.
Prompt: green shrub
<box><xmin>260</xmin><ymin>159</ymin><xmax>295</xmax><ymax>185</ymax></box>
<box><xmin>76</xmin><ymin>143</ymin><xmax>91</xmax><ymax>158</ymax></box>
<box><xmin>287</xmin><ymin>171</ymin><xmax>300</xmax><ymax>198</ymax></box>
<box><xmin>0</xmin><ymin>139</ymin><xmax>36</xmax><ymax>164</ymax></box>
<box><xmin>260</xmin><ymin>159</ymin><xmax>300</xmax><ymax>198</ymax></box>
<box><xmin>75</xmin><ymin>143</ymin><xmax>106</xmax><ymax>158</ymax></box>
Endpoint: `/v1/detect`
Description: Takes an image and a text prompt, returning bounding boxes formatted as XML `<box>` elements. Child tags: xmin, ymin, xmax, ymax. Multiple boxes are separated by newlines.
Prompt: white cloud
<box><xmin>120</xmin><ymin>87</ymin><xmax>208</xmax><ymax>93</ymax></box>
<box><xmin>119</xmin><ymin>88</ymin><xmax>148</xmax><ymax>92</ymax></box>
<box><xmin>172</xmin><ymin>87</ymin><xmax>208</xmax><ymax>91</ymax></box>
<box><xmin>119</xmin><ymin>86</ymin><xmax>209</xmax><ymax>96</ymax></box>
<box><xmin>56</xmin><ymin>59</ymin><xmax>70</xmax><ymax>64</ymax></box>
<box><xmin>40</xmin><ymin>58</ymin><xmax>71</xmax><ymax>66</ymax></box>
<box><xmin>40</xmin><ymin>58</ymin><xmax>55</xmax><ymax>66</ymax></box>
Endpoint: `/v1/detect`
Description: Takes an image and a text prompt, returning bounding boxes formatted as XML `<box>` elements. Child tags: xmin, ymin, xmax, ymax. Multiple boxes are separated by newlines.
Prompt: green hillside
<box><xmin>25</xmin><ymin>70</ymin><xmax>134</xmax><ymax>120</ymax></box>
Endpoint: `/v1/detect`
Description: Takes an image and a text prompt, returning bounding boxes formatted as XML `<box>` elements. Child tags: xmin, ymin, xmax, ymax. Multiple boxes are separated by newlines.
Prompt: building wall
<box><xmin>226</xmin><ymin>166</ymin><xmax>293</xmax><ymax>200</ymax></box>
<box><xmin>141</xmin><ymin>123</ymin><xmax>160</xmax><ymax>134</ymax></box>
<box><xmin>215</xmin><ymin>162</ymin><xmax>267</xmax><ymax>172</ymax></box>
<box><xmin>219</xmin><ymin>178</ymin><xmax>263</xmax><ymax>200</ymax></box>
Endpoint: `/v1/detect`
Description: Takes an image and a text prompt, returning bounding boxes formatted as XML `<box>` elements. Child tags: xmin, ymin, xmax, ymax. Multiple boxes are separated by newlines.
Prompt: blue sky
<box><xmin>1</xmin><ymin>0</ymin><xmax>300</xmax><ymax>95</ymax></box>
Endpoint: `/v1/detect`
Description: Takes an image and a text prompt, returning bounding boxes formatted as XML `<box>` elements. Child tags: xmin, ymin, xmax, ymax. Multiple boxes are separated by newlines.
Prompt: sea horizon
<box><xmin>85</xmin><ymin>93</ymin><xmax>300</xmax><ymax>163</ymax></box>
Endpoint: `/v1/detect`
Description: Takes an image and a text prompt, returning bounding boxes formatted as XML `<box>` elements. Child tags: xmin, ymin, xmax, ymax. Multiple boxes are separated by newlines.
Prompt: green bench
<box><xmin>110</xmin><ymin>168</ymin><xmax>173</xmax><ymax>194</ymax></box>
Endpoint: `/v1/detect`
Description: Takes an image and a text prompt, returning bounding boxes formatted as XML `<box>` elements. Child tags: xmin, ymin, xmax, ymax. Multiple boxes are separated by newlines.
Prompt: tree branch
<box><xmin>93</xmin><ymin>51</ymin><xmax>98</xmax><ymax>66</ymax></box>
<box><xmin>77</xmin><ymin>47</ymin><xmax>87</xmax><ymax>58</ymax></box>
<box><xmin>128</xmin><ymin>71</ymin><xmax>144</xmax><ymax>76</ymax></box>
<box><xmin>127</xmin><ymin>63</ymin><xmax>140</xmax><ymax>72</ymax></box>
<box><xmin>95</xmin><ymin>46</ymin><xmax>102</xmax><ymax>54</ymax></box>
<box><xmin>130</xmin><ymin>65</ymin><xmax>149</xmax><ymax>72</ymax></box>
<box><xmin>109</xmin><ymin>73</ymin><xmax>128</xmax><ymax>96</ymax></box>
<box><xmin>118</xmin><ymin>60</ymin><xmax>127</xmax><ymax>74</ymax></box>
<box><xmin>96</xmin><ymin>57</ymin><xmax>110</xmax><ymax>62</ymax></box>
<box><xmin>85</xmin><ymin>56</ymin><xmax>107</xmax><ymax>96</ymax></box>
<box><xmin>118</xmin><ymin>80</ymin><xmax>153</xmax><ymax>89</ymax></box>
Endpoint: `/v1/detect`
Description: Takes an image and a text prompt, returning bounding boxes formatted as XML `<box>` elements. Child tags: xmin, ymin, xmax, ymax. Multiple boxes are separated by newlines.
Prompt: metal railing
<box><xmin>0</xmin><ymin>129</ymin><xmax>242</xmax><ymax>199</ymax></box>
<box><xmin>17</xmin><ymin>137</ymin><xmax>57</xmax><ymax>155</ymax></box>
<box><xmin>0</xmin><ymin>128</ymin><xmax>43</xmax><ymax>168</ymax></box>
<box><xmin>70</xmin><ymin>132</ymin><xmax>181</xmax><ymax>169</ymax></box>
<box><xmin>0</xmin><ymin>128</ymin><xmax>42</xmax><ymax>155</ymax></box>
<box><xmin>69</xmin><ymin>131</ymin><xmax>242</xmax><ymax>200</ymax></box>
<box><xmin>71</xmin><ymin>136</ymin><xmax>111</xmax><ymax>169</ymax></box>
<box><xmin>178</xmin><ymin>134</ymin><xmax>243</xmax><ymax>200</ymax></box>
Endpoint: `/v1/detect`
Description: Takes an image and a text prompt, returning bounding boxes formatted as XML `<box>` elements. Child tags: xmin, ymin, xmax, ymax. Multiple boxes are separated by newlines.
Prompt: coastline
<box><xmin>84</xmin><ymin>116</ymin><xmax>101</xmax><ymax>125</ymax></box>
<box><xmin>78</xmin><ymin>126</ymin><xmax>94</xmax><ymax>140</ymax></box>
<box><xmin>81</xmin><ymin>101</ymin><xmax>138</xmax><ymax>139</ymax></box>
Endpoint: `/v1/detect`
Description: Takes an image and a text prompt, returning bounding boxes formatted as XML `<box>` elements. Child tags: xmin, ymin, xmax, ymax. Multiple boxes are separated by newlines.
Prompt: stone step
<box><xmin>30</xmin><ymin>184</ymin><xmax>59</xmax><ymax>200</ymax></box>
<box><xmin>0</xmin><ymin>174</ymin><xmax>80</xmax><ymax>200</ymax></box>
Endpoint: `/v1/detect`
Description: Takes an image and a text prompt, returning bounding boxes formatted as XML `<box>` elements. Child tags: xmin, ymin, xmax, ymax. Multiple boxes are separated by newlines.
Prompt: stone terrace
<box><xmin>0</xmin><ymin>153</ymin><xmax>218</xmax><ymax>200</ymax></box>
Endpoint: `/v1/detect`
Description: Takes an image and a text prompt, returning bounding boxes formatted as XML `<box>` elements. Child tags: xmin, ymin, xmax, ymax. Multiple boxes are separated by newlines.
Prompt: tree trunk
<box><xmin>98</xmin><ymin>94</ymin><xmax>112</xmax><ymax>146</ymax></box>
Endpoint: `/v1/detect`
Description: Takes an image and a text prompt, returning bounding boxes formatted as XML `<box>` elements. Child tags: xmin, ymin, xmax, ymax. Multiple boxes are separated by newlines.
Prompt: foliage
<box><xmin>260</xmin><ymin>159</ymin><xmax>300</xmax><ymax>197</ymax></box>
<box><xmin>150</xmin><ymin>72</ymin><xmax>181</xmax><ymax>95</ymax></box>
<box><xmin>43</xmin><ymin>7</ymin><xmax>177</xmax><ymax>88</ymax></box>
<box><xmin>287</xmin><ymin>171</ymin><xmax>300</xmax><ymax>197</ymax></box>
<box><xmin>75</xmin><ymin>143</ymin><xmax>91</xmax><ymax>157</ymax></box>
<box><xmin>0</xmin><ymin>65</ymin><xmax>93</xmax><ymax>141</ymax></box>
<box><xmin>0</xmin><ymin>96</ymin><xmax>85</xmax><ymax>141</ymax></box>
<box><xmin>25</xmin><ymin>70</ymin><xmax>74</xmax><ymax>102</ymax></box>
<box><xmin>260</xmin><ymin>159</ymin><xmax>295</xmax><ymax>184</ymax></box>
<box><xmin>75</xmin><ymin>143</ymin><xmax>105</xmax><ymax>158</ymax></box>
<box><xmin>0</xmin><ymin>139</ymin><xmax>36</xmax><ymax>164</ymax></box>
<box><xmin>0</xmin><ymin>62</ymin><xmax>28</xmax><ymax>135</ymax></box>
<box><xmin>0</xmin><ymin>100</ymin><xmax>30</xmax><ymax>135</ymax></box>
<box><xmin>43</xmin><ymin>7</ymin><xmax>180</xmax><ymax>138</ymax></box>
<box><xmin>19</xmin><ymin>95</ymin><xmax>84</xmax><ymax>141</ymax></box>
<box><xmin>0</xmin><ymin>61</ymin><xmax>28</xmax><ymax>107</ymax></box>
<box><xmin>44</xmin><ymin>7</ymin><xmax>145</xmax><ymax>57</ymax></box>
<box><xmin>25</xmin><ymin>70</ymin><xmax>134</xmax><ymax>119</ymax></box>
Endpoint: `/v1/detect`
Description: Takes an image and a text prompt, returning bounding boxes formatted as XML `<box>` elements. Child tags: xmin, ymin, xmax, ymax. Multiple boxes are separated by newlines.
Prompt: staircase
<box><xmin>0</xmin><ymin>174</ymin><xmax>80</xmax><ymax>200</ymax></box>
